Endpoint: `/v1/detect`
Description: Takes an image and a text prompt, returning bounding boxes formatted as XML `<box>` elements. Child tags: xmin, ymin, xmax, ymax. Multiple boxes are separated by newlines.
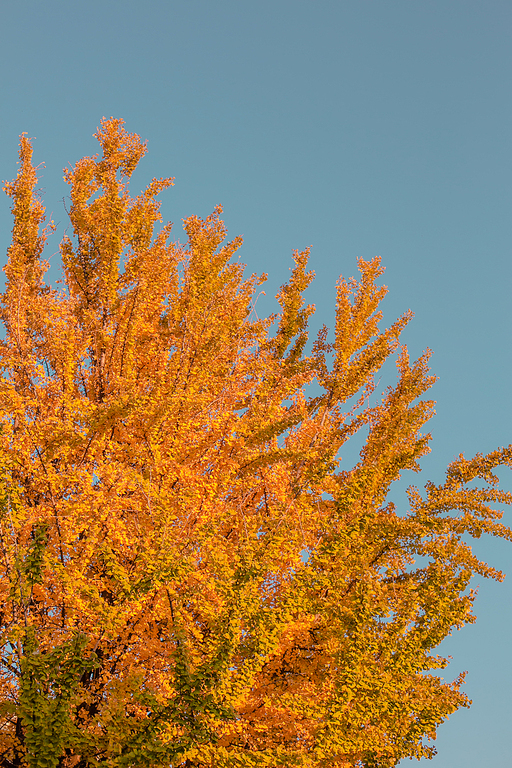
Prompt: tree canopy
<box><xmin>0</xmin><ymin>118</ymin><xmax>510</xmax><ymax>768</ymax></box>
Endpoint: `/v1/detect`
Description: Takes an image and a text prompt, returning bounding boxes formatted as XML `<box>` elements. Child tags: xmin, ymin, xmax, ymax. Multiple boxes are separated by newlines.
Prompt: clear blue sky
<box><xmin>1</xmin><ymin>1</ymin><xmax>511</xmax><ymax>765</ymax></box>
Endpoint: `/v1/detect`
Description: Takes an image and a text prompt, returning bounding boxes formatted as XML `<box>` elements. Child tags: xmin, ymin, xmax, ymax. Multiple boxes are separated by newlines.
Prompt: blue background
<box><xmin>0</xmin><ymin>1</ymin><xmax>510</xmax><ymax>764</ymax></box>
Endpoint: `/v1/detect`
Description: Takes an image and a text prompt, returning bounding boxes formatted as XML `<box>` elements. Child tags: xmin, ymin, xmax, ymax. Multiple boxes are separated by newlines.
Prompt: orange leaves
<box><xmin>334</xmin><ymin>256</ymin><xmax>387</xmax><ymax>361</ymax></box>
<box><xmin>2</xmin><ymin>135</ymin><xmax>47</xmax><ymax>272</ymax></box>
<box><xmin>327</xmin><ymin>258</ymin><xmax>412</xmax><ymax>405</ymax></box>
<box><xmin>0</xmin><ymin>119</ymin><xmax>510</xmax><ymax>768</ymax></box>
<box><xmin>62</xmin><ymin>118</ymin><xmax>174</xmax><ymax>332</ymax></box>
<box><xmin>1</xmin><ymin>136</ymin><xmax>54</xmax><ymax>371</ymax></box>
<box><xmin>272</xmin><ymin>247</ymin><xmax>315</xmax><ymax>365</ymax></box>
<box><xmin>94</xmin><ymin>117</ymin><xmax>148</xmax><ymax>179</ymax></box>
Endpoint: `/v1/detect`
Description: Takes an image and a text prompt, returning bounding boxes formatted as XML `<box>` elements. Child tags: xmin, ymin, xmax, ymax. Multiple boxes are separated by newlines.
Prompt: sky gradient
<box><xmin>1</xmin><ymin>1</ymin><xmax>511</xmax><ymax>765</ymax></box>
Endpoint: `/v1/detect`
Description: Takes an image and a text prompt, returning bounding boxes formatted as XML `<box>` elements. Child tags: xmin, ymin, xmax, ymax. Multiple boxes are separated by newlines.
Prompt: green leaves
<box><xmin>18</xmin><ymin>630</ymin><xmax>98</xmax><ymax>768</ymax></box>
<box><xmin>23</xmin><ymin>523</ymin><xmax>48</xmax><ymax>586</ymax></box>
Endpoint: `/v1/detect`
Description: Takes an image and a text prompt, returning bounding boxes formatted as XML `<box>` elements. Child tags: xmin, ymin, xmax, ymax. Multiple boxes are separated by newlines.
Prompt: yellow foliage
<box><xmin>0</xmin><ymin>118</ymin><xmax>510</xmax><ymax>768</ymax></box>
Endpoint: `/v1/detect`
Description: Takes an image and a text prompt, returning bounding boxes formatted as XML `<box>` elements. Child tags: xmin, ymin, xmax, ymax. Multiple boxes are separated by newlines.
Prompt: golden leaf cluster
<box><xmin>0</xmin><ymin>119</ymin><xmax>510</xmax><ymax>768</ymax></box>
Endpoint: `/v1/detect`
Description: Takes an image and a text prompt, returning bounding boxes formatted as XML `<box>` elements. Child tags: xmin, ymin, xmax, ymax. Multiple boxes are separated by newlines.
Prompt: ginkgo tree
<box><xmin>0</xmin><ymin>118</ymin><xmax>510</xmax><ymax>768</ymax></box>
